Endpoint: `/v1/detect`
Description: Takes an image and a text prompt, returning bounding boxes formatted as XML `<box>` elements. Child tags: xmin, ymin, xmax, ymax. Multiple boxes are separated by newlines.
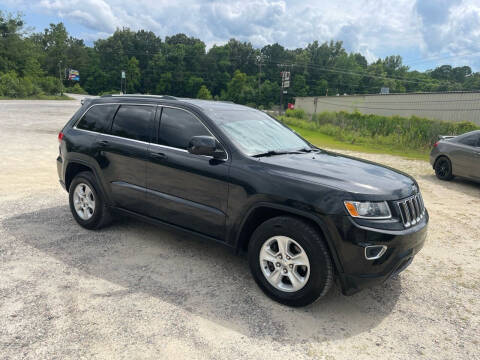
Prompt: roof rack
<box><xmin>101</xmin><ymin>94</ymin><xmax>178</xmax><ymax>100</ymax></box>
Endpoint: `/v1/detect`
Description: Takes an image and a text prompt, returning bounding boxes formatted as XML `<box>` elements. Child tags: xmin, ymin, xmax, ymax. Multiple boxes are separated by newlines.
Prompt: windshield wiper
<box><xmin>252</xmin><ymin>150</ymin><xmax>303</xmax><ymax>158</ymax></box>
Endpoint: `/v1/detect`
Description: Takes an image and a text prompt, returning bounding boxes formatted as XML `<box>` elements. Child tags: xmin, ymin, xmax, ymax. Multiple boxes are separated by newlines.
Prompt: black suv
<box><xmin>57</xmin><ymin>95</ymin><xmax>428</xmax><ymax>306</ymax></box>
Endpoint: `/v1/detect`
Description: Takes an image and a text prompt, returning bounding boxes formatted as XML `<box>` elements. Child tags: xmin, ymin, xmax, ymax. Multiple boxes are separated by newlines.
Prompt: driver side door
<box><xmin>145</xmin><ymin>106</ymin><xmax>230</xmax><ymax>240</ymax></box>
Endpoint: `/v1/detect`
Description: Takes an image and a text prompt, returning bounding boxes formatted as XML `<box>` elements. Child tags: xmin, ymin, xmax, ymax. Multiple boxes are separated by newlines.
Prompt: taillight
<box><xmin>58</xmin><ymin>131</ymin><xmax>64</xmax><ymax>143</ymax></box>
<box><xmin>433</xmin><ymin>141</ymin><xmax>439</xmax><ymax>147</ymax></box>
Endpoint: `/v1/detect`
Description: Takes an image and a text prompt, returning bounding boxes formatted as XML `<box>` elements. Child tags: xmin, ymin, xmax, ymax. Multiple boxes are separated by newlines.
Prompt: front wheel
<box><xmin>248</xmin><ymin>216</ymin><xmax>333</xmax><ymax>307</ymax></box>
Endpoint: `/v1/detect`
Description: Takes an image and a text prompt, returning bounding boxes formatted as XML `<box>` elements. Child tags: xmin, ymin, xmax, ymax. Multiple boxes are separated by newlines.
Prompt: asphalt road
<box><xmin>0</xmin><ymin>97</ymin><xmax>479</xmax><ymax>359</ymax></box>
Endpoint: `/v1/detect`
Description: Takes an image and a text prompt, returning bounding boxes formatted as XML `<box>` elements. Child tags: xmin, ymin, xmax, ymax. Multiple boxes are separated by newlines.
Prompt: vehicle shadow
<box><xmin>3</xmin><ymin>205</ymin><xmax>402</xmax><ymax>344</ymax></box>
<box><xmin>419</xmin><ymin>174</ymin><xmax>480</xmax><ymax>197</ymax></box>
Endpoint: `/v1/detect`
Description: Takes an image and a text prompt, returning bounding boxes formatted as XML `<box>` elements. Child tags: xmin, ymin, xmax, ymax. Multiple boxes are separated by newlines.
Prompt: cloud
<box><xmin>414</xmin><ymin>0</ymin><xmax>480</xmax><ymax>68</ymax></box>
<box><xmin>5</xmin><ymin>0</ymin><xmax>480</xmax><ymax>69</ymax></box>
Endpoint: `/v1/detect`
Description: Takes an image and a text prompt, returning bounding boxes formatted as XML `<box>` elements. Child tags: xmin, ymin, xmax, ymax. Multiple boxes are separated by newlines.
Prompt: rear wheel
<box><xmin>435</xmin><ymin>156</ymin><xmax>454</xmax><ymax>181</ymax></box>
<box><xmin>69</xmin><ymin>171</ymin><xmax>111</xmax><ymax>229</ymax></box>
<box><xmin>248</xmin><ymin>216</ymin><xmax>333</xmax><ymax>307</ymax></box>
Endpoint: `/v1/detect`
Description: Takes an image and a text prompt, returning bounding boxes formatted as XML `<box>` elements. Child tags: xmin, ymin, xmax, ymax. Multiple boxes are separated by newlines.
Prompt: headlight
<box><xmin>344</xmin><ymin>200</ymin><xmax>392</xmax><ymax>219</ymax></box>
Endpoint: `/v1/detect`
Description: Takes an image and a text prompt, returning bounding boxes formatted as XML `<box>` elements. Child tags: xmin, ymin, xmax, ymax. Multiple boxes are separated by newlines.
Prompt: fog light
<box><xmin>364</xmin><ymin>245</ymin><xmax>387</xmax><ymax>260</ymax></box>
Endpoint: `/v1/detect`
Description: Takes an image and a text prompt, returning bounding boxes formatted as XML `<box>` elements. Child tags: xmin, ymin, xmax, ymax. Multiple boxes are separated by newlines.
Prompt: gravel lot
<box><xmin>1</xmin><ymin>97</ymin><xmax>479</xmax><ymax>359</ymax></box>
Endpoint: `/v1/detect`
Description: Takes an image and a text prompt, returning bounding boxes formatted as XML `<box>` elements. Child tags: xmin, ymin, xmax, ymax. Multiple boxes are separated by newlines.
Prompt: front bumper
<box><xmin>333</xmin><ymin>213</ymin><xmax>428</xmax><ymax>295</ymax></box>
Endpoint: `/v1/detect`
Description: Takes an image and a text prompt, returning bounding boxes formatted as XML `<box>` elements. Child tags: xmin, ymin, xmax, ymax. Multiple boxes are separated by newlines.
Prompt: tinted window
<box><xmin>158</xmin><ymin>107</ymin><xmax>210</xmax><ymax>149</ymax></box>
<box><xmin>77</xmin><ymin>104</ymin><xmax>117</xmax><ymax>133</ymax></box>
<box><xmin>458</xmin><ymin>134</ymin><xmax>479</xmax><ymax>147</ymax></box>
<box><xmin>110</xmin><ymin>105</ymin><xmax>154</xmax><ymax>142</ymax></box>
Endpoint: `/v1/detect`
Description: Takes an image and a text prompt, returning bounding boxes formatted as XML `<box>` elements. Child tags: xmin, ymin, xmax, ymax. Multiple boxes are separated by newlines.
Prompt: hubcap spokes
<box><xmin>259</xmin><ymin>236</ymin><xmax>310</xmax><ymax>292</ymax></box>
<box><xmin>73</xmin><ymin>183</ymin><xmax>95</xmax><ymax>220</ymax></box>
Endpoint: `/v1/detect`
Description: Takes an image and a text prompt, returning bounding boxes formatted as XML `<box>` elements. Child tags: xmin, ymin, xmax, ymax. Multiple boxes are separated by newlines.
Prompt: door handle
<box><xmin>97</xmin><ymin>140</ymin><xmax>110</xmax><ymax>147</ymax></box>
<box><xmin>151</xmin><ymin>152</ymin><xmax>167</xmax><ymax>160</ymax></box>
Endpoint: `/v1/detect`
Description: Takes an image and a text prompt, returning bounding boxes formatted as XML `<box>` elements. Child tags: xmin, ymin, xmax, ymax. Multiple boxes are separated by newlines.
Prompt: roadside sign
<box><xmin>282</xmin><ymin>80</ymin><xmax>290</xmax><ymax>88</ymax></box>
<box><xmin>121</xmin><ymin>70</ymin><xmax>126</xmax><ymax>79</ymax></box>
<box><xmin>68</xmin><ymin>69</ymin><xmax>80</xmax><ymax>81</ymax></box>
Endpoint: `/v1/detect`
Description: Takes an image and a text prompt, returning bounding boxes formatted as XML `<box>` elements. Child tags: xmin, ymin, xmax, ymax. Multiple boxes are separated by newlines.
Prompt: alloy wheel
<box><xmin>73</xmin><ymin>182</ymin><xmax>96</xmax><ymax>220</ymax></box>
<box><xmin>259</xmin><ymin>236</ymin><xmax>310</xmax><ymax>292</ymax></box>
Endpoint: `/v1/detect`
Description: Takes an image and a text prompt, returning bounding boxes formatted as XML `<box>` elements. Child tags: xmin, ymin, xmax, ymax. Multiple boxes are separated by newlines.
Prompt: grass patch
<box><xmin>279</xmin><ymin>111</ymin><xmax>480</xmax><ymax>161</ymax></box>
<box><xmin>0</xmin><ymin>94</ymin><xmax>74</xmax><ymax>100</ymax></box>
<box><xmin>289</xmin><ymin>124</ymin><xmax>430</xmax><ymax>160</ymax></box>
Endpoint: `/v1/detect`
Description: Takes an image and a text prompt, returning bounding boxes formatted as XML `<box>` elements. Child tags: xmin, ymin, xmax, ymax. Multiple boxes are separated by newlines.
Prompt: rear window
<box><xmin>457</xmin><ymin>133</ymin><xmax>479</xmax><ymax>147</ymax></box>
<box><xmin>110</xmin><ymin>105</ymin><xmax>154</xmax><ymax>142</ymax></box>
<box><xmin>76</xmin><ymin>104</ymin><xmax>117</xmax><ymax>133</ymax></box>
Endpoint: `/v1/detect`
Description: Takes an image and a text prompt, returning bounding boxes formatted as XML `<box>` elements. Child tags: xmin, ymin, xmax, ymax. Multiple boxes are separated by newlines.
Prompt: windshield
<box><xmin>205</xmin><ymin>108</ymin><xmax>311</xmax><ymax>156</ymax></box>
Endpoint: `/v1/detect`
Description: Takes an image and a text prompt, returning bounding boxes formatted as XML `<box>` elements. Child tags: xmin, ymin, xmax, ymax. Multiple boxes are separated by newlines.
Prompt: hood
<box><xmin>257</xmin><ymin>150</ymin><xmax>416</xmax><ymax>200</ymax></box>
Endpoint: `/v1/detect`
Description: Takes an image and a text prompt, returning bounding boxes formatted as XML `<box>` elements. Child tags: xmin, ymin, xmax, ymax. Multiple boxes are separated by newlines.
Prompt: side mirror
<box><xmin>188</xmin><ymin>136</ymin><xmax>226</xmax><ymax>159</ymax></box>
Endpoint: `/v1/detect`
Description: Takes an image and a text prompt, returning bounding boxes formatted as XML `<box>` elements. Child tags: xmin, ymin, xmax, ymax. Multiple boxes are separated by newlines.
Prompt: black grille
<box><xmin>396</xmin><ymin>193</ymin><xmax>425</xmax><ymax>228</ymax></box>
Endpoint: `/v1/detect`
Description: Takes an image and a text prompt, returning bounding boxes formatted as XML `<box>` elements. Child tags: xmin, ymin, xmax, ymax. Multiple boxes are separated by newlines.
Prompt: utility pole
<box><xmin>277</xmin><ymin>63</ymin><xmax>292</xmax><ymax>115</ymax></box>
<box><xmin>256</xmin><ymin>54</ymin><xmax>264</xmax><ymax>101</ymax></box>
<box><xmin>58</xmin><ymin>60</ymin><xmax>63</xmax><ymax>96</ymax></box>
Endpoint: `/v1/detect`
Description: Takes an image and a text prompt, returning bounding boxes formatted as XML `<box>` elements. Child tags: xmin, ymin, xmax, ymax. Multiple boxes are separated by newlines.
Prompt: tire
<box><xmin>68</xmin><ymin>171</ymin><xmax>111</xmax><ymax>229</ymax></box>
<box><xmin>248</xmin><ymin>216</ymin><xmax>333</xmax><ymax>307</ymax></box>
<box><xmin>434</xmin><ymin>156</ymin><xmax>454</xmax><ymax>181</ymax></box>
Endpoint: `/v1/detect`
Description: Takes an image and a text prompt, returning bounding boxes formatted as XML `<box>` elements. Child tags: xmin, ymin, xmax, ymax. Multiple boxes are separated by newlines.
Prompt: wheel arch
<box><xmin>433</xmin><ymin>154</ymin><xmax>453</xmax><ymax>175</ymax></box>
<box><xmin>64</xmin><ymin>160</ymin><xmax>110</xmax><ymax>204</ymax></box>
<box><xmin>235</xmin><ymin>202</ymin><xmax>344</xmax><ymax>273</ymax></box>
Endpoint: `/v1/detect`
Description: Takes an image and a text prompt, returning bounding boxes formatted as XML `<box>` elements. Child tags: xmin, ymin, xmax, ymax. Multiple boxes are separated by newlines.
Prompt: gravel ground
<box><xmin>0</xmin><ymin>97</ymin><xmax>479</xmax><ymax>360</ymax></box>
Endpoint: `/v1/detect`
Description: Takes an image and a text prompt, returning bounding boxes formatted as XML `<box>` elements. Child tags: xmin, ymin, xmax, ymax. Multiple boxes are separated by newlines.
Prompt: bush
<box><xmin>285</xmin><ymin>108</ymin><xmax>307</xmax><ymax>119</ymax></box>
<box><xmin>98</xmin><ymin>89</ymin><xmax>120</xmax><ymax>96</ymax></box>
<box><xmin>66</xmin><ymin>83</ymin><xmax>88</xmax><ymax>94</ymax></box>
<box><xmin>281</xmin><ymin>111</ymin><xmax>480</xmax><ymax>151</ymax></box>
<box><xmin>0</xmin><ymin>71</ymin><xmax>20</xmax><ymax>97</ymax></box>
<box><xmin>38</xmin><ymin>76</ymin><xmax>63</xmax><ymax>95</ymax></box>
<box><xmin>0</xmin><ymin>71</ymin><xmax>43</xmax><ymax>97</ymax></box>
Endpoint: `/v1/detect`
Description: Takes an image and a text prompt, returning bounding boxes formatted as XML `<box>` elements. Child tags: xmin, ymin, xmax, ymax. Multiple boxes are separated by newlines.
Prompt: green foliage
<box><xmin>2</xmin><ymin>11</ymin><xmax>480</xmax><ymax>107</ymax></box>
<box><xmin>0</xmin><ymin>71</ymin><xmax>62</xmax><ymax>97</ymax></box>
<box><xmin>66</xmin><ymin>83</ymin><xmax>88</xmax><ymax>94</ymax></box>
<box><xmin>37</xmin><ymin>76</ymin><xmax>63</xmax><ymax>95</ymax></box>
<box><xmin>223</xmin><ymin>70</ymin><xmax>255</xmax><ymax>104</ymax></box>
<box><xmin>280</xmin><ymin>111</ymin><xmax>479</xmax><ymax>152</ymax></box>
<box><xmin>98</xmin><ymin>89</ymin><xmax>120</xmax><ymax>96</ymax></box>
<box><xmin>126</xmin><ymin>56</ymin><xmax>140</xmax><ymax>93</ymax></box>
<box><xmin>285</xmin><ymin>108</ymin><xmax>307</xmax><ymax>119</ymax></box>
<box><xmin>196</xmin><ymin>85</ymin><xmax>212</xmax><ymax>100</ymax></box>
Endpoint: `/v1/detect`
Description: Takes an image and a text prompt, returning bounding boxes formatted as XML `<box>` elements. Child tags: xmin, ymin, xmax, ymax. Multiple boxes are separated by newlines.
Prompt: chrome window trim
<box><xmin>73</xmin><ymin>128</ymin><xmax>151</xmax><ymax>146</ymax></box>
<box><xmin>73</xmin><ymin>102</ymin><xmax>229</xmax><ymax>160</ymax></box>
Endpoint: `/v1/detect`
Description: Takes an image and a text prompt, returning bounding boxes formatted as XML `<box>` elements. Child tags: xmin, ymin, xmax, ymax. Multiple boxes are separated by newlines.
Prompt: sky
<box><xmin>1</xmin><ymin>0</ymin><xmax>480</xmax><ymax>71</ymax></box>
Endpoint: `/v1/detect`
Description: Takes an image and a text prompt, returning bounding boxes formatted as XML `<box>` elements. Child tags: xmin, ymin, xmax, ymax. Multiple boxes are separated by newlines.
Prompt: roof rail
<box><xmin>101</xmin><ymin>94</ymin><xmax>178</xmax><ymax>100</ymax></box>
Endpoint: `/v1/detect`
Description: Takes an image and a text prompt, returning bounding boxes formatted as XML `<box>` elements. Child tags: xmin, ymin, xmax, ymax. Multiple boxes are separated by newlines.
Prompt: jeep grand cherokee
<box><xmin>57</xmin><ymin>95</ymin><xmax>428</xmax><ymax>306</ymax></box>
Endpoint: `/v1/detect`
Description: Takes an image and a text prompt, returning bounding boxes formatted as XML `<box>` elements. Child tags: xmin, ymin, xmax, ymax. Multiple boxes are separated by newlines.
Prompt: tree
<box><xmin>126</xmin><ymin>56</ymin><xmax>140</xmax><ymax>93</ymax></box>
<box><xmin>223</xmin><ymin>70</ymin><xmax>255</xmax><ymax>104</ymax></box>
<box><xmin>2</xmin><ymin>12</ymin><xmax>480</xmax><ymax>102</ymax></box>
<box><xmin>197</xmin><ymin>85</ymin><xmax>212</xmax><ymax>99</ymax></box>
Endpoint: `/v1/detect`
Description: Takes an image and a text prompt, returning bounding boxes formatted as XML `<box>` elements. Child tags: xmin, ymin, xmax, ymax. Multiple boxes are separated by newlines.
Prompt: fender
<box><xmin>234</xmin><ymin>201</ymin><xmax>344</xmax><ymax>273</ymax></box>
<box><xmin>64</xmin><ymin>156</ymin><xmax>112</xmax><ymax>206</ymax></box>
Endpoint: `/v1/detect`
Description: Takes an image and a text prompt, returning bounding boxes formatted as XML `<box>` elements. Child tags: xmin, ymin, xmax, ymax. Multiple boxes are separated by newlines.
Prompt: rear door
<box><xmin>145</xmin><ymin>106</ymin><xmax>230</xmax><ymax>239</ymax></box>
<box><xmin>450</xmin><ymin>133</ymin><xmax>480</xmax><ymax>178</ymax></box>
<box><xmin>97</xmin><ymin>104</ymin><xmax>155</xmax><ymax>214</ymax></box>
